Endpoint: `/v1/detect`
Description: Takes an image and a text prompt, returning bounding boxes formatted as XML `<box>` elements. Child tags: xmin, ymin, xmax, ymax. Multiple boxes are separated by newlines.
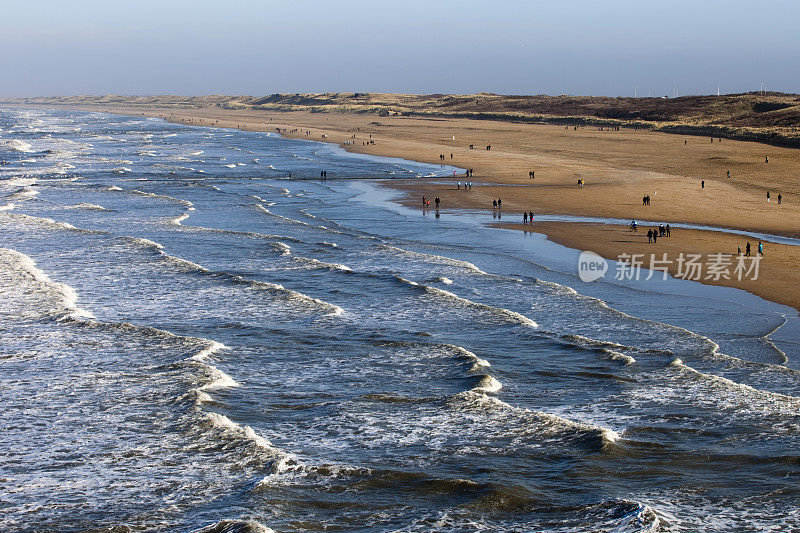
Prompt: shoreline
<box><xmin>8</xmin><ymin>103</ymin><xmax>799</xmax><ymax>311</ymax></box>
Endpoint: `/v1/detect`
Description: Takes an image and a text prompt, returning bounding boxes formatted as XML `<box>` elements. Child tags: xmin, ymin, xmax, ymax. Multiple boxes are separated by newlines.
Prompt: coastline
<box><xmin>11</xmin><ymin>103</ymin><xmax>799</xmax><ymax>311</ymax></box>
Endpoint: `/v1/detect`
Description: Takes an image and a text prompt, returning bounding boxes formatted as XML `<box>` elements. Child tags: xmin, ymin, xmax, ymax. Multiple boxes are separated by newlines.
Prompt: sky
<box><xmin>2</xmin><ymin>0</ymin><xmax>798</xmax><ymax>97</ymax></box>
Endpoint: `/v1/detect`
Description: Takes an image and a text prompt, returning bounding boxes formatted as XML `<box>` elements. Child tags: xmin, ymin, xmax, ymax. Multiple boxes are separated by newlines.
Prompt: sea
<box><xmin>1</xmin><ymin>107</ymin><xmax>799</xmax><ymax>532</ymax></box>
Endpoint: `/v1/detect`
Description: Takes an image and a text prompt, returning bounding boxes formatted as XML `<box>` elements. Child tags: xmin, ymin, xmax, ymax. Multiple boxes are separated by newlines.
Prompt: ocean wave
<box><xmin>0</xmin><ymin>247</ymin><xmax>95</xmax><ymax>321</ymax></box>
<box><xmin>379</xmin><ymin>244</ymin><xmax>489</xmax><ymax>275</ymax></box>
<box><xmin>269</xmin><ymin>242</ymin><xmax>289</xmax><ymax>256</ymax></box>
<box><xmin>467</xmin><ymin>374</ymin><xmax>503</xmax><ymax>393</ymax></box>
<box><xmin>5</xmin><ymin>139</ymin><xmax>35</xmax><ymax>152</ymax></box>
<box><xmin>290</xmin><ymin>255</ymin><xmax>353</xmax><ymax>273</ymax></box>
<box><xmin>452</xmin><ymin>390</ymin><xmax>621</xmax><ymax>447</ymax></box>
<box><xmin>191</xmin><ymin>519</ymin><xmax>274</xmax><ymax>533</ymax></box>
<box><xmin>0</xmin><ymin>252</ymin><xmax>294</xmax><ymax>491</ymax></box>
<box><xmin>121</xmin><ymin>236</ymin><xmax>165</xmax><ymax>250</ymax></box>
<box><xmin>396</xmin><ymin>277</ymin><xmax>538</xmax><ymax>328</ymax></box>
<box><xmin>2</xmin><ymin>212</ymin><xmax>104</xmax><ymax>234</ymax></box>
<box><xmin>670</xmin><ymin>358</ymin><xmax>800</xmax><ymax>406</ymax></box>
<box><xmin>129</xmin><ymin>189</ymin><xmax>194</xmax><ymax>207</ymax></box>
<box><xmin>131</xmin><ymin>245</ymin><xmax>345</xmax><ymax>317</ymax></box>
<box><xmin>604</xmin><ymin>349</ymin><xmax>637</xmax><ymax>365</ymax></box>
<box><xmin>171</xmin><ymin>213</ymin><xmax>190</xmax><ymax>226</ymax></box>
<box><xmin>66</xmin><ymin>202</ymin><xmax>112</xmax><ymax>212</ymax></box>
<box><xmin>5</xmin><ymin>187</ymin><xmax>39</xmax><ymax>200</ymax></box>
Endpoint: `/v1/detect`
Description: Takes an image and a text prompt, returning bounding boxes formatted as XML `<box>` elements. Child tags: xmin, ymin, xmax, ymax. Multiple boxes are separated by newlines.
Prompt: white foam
<box><xmin>125</xmin><ymin>237</ymin><xmax>164</xmax><ymax>250</ymax></box>
<box><xmin>471</xmin><ymin>375</ymin><xmax>503</xmax><ymax>393</ymax></box>
<box><xmin>171</xmin><ymin>213</ymin><xmax>190</xmax><ymax>226</ymax></box>
<box><xmin>199</xmin><ymin>367</ymin><xmax>240</xmax><ymax>391</ymax></box>
<box><xmin>67</xmin><ymin>203</ymin><xmax>110</xmax><ymax>211</ymax></box>
<box><xmin>0</xmin><ymin>203</ymin><xmax>15</xmax><ymax>211</ymax></box>
<box><xmin>435</xmin><ymin>276</ymin><xmax>453</xmax><ymax>285</ymax></box>
<box><xmin>190</xmin><ymin>340</ymin><xmax>228</xmax><ymax>362</ymax></box>
<box><xmin>293</xmin><ymin>256</ymin><xmax>353</xmax><ymax>273</ymax></box>
<box><xmin>6</xmin><ymin>139</ymin><xmax>34</xmax><ymax>152</ymax></box>
<box><xmin>604</xmin><ymin>349</ymin><xmax>636</xmax><ymax>365</ymax></box>
<box><xmin>224</xmin><ymin>164</ymin><xmax>237</xmax><ymax>168</ymax></box>
<box><xmin>6</xmin><ymin>187</ymin><xmax>39</xmax><ymax>200</ymax></box>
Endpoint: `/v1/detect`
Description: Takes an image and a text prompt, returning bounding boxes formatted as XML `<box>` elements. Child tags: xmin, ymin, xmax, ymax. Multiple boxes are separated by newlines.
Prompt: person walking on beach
<box><xmin>652</xmin><ymin>230</ymin><xmax>657</xmax><ymax>244</ymax></box>
<box><xmin>647</xmin><ymin>228</ymin><xmax>653</xmax><ymax>243</ymax></box>
<box><xmin>727</xmin><ymin>170</ymin><xmax>730</xmax><ymax>178</ymax></box>
<box><xmin>738</xmin><ymin>245</ymin><xmax>742</xmax><ymax>255</ymax></box>
<box><xmin>457</xmin><ymin>182</ymin><xmax>461</xmax><ymax>190</ymax></box>
<box><xmin>765</xmin><ymin>156</ymin><xmax>769</xmax><ymax>163</ymax></box>
<box><xmin>767</xmin><ymin>191</ymin><xmax>771</xmax><ymax>202</ymax></box>
<box><xmin>666</xmin><ymin>224</ymin><xmax>671</xmax><ymax>237</ymax></box>
<box><xmin>435</xmin><ymin>196</ymin><xmax>440</xmax><ymax>209</ymax></box>
<box><xmin>758</xmin><ymin>241</ymin><xmax>764</xmax><ymax>255</ymax></box>
<box><xmin>497</xmin><ymin>198</ymin><xmax>502</xmax><ymax>209</ymax></box>
<box><xmin>523</xmin><ymin>211</ymin><xmax>528</xmax><ymax>224</ymax></box>
<box><xmin>701</xmin><ymin>180</ymin><xmax>705</xmax><ymax>189</ymax></box>
<box><xmin>422</xmin><ymin>195</ymin><xmax>426</xmax><ymax>206</ymax></box>
<box><xmin>529</xmin><ymin>210</ymin><xmax>534</xmax><ymax>222</ymax></box>
<box><xmin>778</xmin><ymin>193</ymin><xmax>782</xmax><ymax>204</ymax></box>
<box><xmin>745</xmin><ymin>242</ymin><xmax>751</xmax><ymax>256</ymax></box>
<box><xmin>493</xmin><ymin>199</ymin><xmax>497</xmax><ymax>209</ymax></box>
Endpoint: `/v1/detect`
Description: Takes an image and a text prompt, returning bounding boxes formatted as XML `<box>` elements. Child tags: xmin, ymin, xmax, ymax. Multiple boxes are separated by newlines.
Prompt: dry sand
<box><xmin>58</xmin><ymin>105</ymin><xmax>800</xmax><ymax>310</ymax></box>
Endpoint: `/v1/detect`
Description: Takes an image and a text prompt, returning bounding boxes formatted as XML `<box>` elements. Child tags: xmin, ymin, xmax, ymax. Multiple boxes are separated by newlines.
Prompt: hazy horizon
<box><xmin>2</xmin><ymin>0</ymin><xmax>798</xmax><ymax>98</ymax></box>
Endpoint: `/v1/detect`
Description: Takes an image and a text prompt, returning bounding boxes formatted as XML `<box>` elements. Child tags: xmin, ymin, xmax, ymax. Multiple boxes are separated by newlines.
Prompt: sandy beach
<box><xmin>42</xmin><ymin>104</ymin><xmax>800</xmax><ymax>310</ymax></box>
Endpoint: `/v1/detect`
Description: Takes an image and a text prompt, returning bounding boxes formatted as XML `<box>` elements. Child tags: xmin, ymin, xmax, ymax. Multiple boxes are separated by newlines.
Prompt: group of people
<box><xmin>646</xmin><ymin>224</ymin><xmax>671</xmax><ymax>243</ymax></box>
<box><xmin>766</xmin><ymin>191</ymin><xmax>782</xmax><ymax>204</ymax></box>
<box><xmin>577</xmin><ymin>179</ymin><xmax>585</xmax><ymax>188</ymax></box>
<box><xmin>456</xmin><ymin>182</ymin><xmax>472</xmax><ymax>190</ymax></box>
<box><xmin>319</xmin><ymin>170</ymin><xmax>328</xmax><ymax>178</ymax></box>
<box><xmin>439</xmin><ymin>153</ymin><xmax>453</xmax><ymax>161</ymax></box>
<box><xmin>492</xmin><ymin>198</ymin><xmax>502</xmax><ymax>209</ymax></box>
<box><xmin>642</xmin><ymin>194</ymin><xmax>652</xmax><ymax>206</ymax></box>
<box><xmin>528</xmin><ymin>170</ymin><xmax>535</xmax><ymax>179</ymax></box>
<box><xmin>465</xmin><ymin>169</ymin><xmax>474</xmax><ymax>177</ymax></box>
<box><xmin>522</xmin><ymin>210</ymin><xmax>535</xmax><ymax>224</ymax></box>
<box><xmin>739</xmin><ymin>242</ymin><xmax>764</xmax><ymax>256</ymax></box>
<box><xmin>421</xmin><ymin>195</ymin><xmax>441</xmax><ymax>209</ymax></box>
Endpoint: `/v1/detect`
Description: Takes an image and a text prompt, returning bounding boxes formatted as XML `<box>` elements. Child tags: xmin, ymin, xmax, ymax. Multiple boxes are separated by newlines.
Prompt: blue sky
<box><xmin>2</xmin><ymin>0</ymin><xmax>798</xmax><ymax>96</ymax></box>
